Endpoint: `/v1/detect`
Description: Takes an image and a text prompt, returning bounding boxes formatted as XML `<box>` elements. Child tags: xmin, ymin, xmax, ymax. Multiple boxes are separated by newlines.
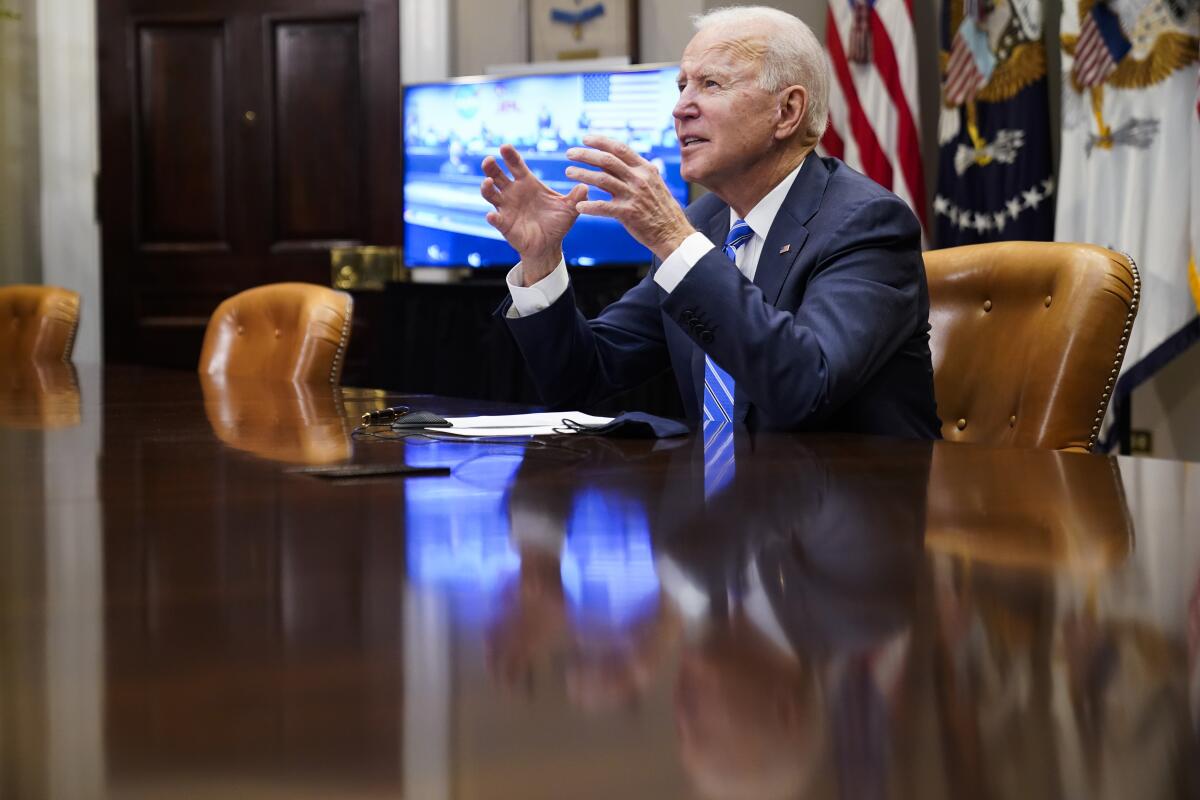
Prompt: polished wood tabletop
<box><xmin>1</xmin><ymin>364</ymin><xmax>1198</xmax><ymax>799</ymax></box>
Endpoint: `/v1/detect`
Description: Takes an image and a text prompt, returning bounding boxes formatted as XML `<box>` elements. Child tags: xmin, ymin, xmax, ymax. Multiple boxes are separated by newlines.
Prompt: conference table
<box><xmin>1</xmin><ymin>363</ymin><xmax>1197</xmax><ymax>799</ymax></box>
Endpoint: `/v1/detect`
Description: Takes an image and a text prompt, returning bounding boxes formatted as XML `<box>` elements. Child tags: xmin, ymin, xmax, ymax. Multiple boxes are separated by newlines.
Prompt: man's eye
<box><xmin>704</xmin><ymin>79</ymin><xmax>719</xmax><ymax>89</ymax></box>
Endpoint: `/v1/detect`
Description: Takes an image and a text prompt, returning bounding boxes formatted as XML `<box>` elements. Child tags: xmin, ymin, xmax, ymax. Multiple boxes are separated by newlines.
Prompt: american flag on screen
<box><xmin>581</xmin><ymin>72</ymin><xmax>671</xmax><ymax>131</ymax></box>
<box><xmin>821</xmin><ymin>0</ymin><xmax>928</xmax><ymax>239</ymax></box>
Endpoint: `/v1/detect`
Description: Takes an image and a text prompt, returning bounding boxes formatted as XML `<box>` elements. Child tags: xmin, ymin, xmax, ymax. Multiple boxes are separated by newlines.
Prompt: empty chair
<box><xmin>198</xmin><ymin>283</ymin><xmax>353</xmax><ymax>384</ymax></box>
<box><xmin>0</xmin><ymin>285</ymin><xmax>81</xmax><ymax>366</ymax></box>
<box><xmin>924</xmin><ymin>242</ymin><xmax>1139</xmax><ymax>452</ymax></box>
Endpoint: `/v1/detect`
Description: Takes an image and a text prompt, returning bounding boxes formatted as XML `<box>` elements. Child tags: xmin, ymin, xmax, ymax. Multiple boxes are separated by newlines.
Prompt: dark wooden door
<box><xmin>98</xmin><ymin>0</ymin><xmax>400</xmax><ymax>367</ymax></box>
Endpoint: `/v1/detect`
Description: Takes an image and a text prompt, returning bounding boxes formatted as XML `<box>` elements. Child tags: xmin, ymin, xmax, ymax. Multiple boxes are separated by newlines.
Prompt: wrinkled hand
<box><xmin>481</xmin><ymin>143</ymin><xmax>589</xmax><ymax>285</ymax></box>
<box><xmin>566</xmin><ymin>135</ymin><xmax>696</xmax><ymax>261</ymax></box>
<box><xmin>565</xmin><ymin>596</ymin><xmax>678</xmax><ymax>714</ymax></box>
<box><xmin>484</xmin><ymin>550</ymin><xmax>568</xmax><ymax>696</ymax></box>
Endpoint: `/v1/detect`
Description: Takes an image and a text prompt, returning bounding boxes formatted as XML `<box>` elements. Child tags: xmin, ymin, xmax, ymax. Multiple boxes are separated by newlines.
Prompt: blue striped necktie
<box><xmin>703</xmin><ymin>218</ymin><xmax>752</xmax><ymax>498</ymax></box>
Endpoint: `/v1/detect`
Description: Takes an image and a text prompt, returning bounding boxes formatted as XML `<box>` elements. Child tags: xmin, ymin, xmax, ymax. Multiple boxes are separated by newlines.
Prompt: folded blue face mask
<box><xmin>556</xmin><ymin>411</ymin><xmax>690</xmax><ymax>439</ymax></box>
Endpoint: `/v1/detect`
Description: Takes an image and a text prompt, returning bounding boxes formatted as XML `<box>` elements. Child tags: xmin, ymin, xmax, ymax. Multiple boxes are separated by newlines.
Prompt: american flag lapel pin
<box><xmin>778</xmin><ymin>244</ymin><xmax>791</xmax><ymax>254</ymax></box>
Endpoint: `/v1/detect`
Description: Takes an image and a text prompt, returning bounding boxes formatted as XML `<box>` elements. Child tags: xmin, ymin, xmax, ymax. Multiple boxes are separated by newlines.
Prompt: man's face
<box><xmin>673</xmin><ymin>25</ymin><xmax>782</xmax><ymax>196</ymax></box>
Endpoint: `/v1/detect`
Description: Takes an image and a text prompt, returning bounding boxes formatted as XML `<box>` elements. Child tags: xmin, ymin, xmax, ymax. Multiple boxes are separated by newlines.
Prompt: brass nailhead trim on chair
<box><xmin>983</xmin><ymin>299</ymin><xmax>992</xmax><ymax>312</ymax></box>
<box><xmin>329</xmin><ymin>294</ymin><xmax>353</xmax><ymax>385</ymax></box>
<box><xmin>956</xmin><ymin>418</ymin><xmax>967</xmax><ymax>430</ymax></box>
<box><xmin>62</xmin><ymin>306</ymin><xmax>80</xmax><ymax>363</ymax></box>
<box><xmin>1087</xmin><ymin>251</ymin><xmax>1140</xmax><ymax>451</ymax></box>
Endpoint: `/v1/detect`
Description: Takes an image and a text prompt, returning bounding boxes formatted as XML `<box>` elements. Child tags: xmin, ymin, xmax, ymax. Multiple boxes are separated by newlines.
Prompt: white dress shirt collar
<box><xmin>735</xmin><ymin>158</ymin><xmax>806</xmax><ymax>243</ymax></box>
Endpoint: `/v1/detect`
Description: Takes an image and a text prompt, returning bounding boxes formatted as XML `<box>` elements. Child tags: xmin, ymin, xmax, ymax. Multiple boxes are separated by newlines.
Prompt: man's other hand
<box><xmin>481</xmin><ymin>144</ymin><xmax>588</xmax><ymax>286</ymax></box>
<box><xmin>566</xmin><ymin>135</ymin><xmax>696</xmax><ymax>261</ymax></box>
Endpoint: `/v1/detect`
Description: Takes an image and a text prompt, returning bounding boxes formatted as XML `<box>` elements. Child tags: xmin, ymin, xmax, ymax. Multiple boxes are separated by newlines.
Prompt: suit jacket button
<box><xmin>700</xmin><ymin>331</ymin><xmax>714</xmax><ymax>343</ymax></box>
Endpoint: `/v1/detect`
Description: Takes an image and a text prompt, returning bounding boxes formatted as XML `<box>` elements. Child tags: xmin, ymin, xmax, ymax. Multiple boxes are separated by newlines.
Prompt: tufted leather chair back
<box><xmin>198</xmin><ymin>283</ymin><xmax>353</xmax><ymax>384</ymax></box>
<box><xmin>924</xmin><ymin>242</ymin><xmax>1139</xmax><ymax>453</ymax></box>
<box><xmin>0</xmin><ymin>285</ymin><xmax>81</xmax><ymax>366</ymax></box>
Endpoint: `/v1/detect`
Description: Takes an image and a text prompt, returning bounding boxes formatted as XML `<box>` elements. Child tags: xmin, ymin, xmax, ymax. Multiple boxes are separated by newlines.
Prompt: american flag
<box><xmin>942</xmin><ymin>16</ymin><xmax>995</xmax><ymax>106</ymax></box>
<box><xmin>822</xmin><ymin>0</ymin><xmax>928</xmax><ymax>237</ymax></box>
<box><xmin>581</xmin><ymin>72</ymin><xmax>671</xmax><ymax>132</ymax></box>
<box><xmin>1072</xmin><ymin>3</ymin><xmax>1132</xmax><ymax>88</ymax></box>
<box><xmin>935</xmin><ymin>0</ymin><xmax>1055</xmax><ymax>248</ymax></box>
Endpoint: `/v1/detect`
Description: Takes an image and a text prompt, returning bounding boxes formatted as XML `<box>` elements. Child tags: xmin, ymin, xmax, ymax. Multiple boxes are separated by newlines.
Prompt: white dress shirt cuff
<box><xmin>506</xmin><ymin>258</ymin><xmax>569</xmax><ymax>318</ymax></box>
<box><xmin>652</xmin><ymin>232</ymin><xmax>717</xmax><ymax>293</ymax></box>
<box><xmin>508</xmin><ymin>504</ymin><xmax>566</xmax><ymax>555</ymax></box>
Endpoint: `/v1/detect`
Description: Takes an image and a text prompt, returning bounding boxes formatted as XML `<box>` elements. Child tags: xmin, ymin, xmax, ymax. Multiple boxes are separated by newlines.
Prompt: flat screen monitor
<box><xmin>403</xmin><ymin>64</ymin><xmax>686</xmax><ymax>268</ymax></box>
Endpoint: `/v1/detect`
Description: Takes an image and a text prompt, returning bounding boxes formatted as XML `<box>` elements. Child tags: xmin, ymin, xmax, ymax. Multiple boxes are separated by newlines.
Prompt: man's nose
<box><xmin>673</xmin><ymin>92</ymin><xmax>696</xmax><ymax>120</ymax></box>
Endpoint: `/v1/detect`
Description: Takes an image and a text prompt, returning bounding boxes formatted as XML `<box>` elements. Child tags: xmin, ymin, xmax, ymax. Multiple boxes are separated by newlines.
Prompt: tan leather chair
<box><xmin>0</xmin><ymin>285</ymin><xmax>81</xmax><ymax>366</ymax></box>
<box><xmin>198</xmin><ymin>283</ymin><xmax>353</xmax><ymax>384</ymax></box>
<box><xmin>925</xmin><ymin>242</ymin><xmax>1139</xmax><ymax>452</ymax></box>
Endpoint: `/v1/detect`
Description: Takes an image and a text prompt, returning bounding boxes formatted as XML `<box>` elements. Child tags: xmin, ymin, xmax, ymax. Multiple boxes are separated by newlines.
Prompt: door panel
<box><xmin>271</xmin><ymin>19</ymin><xmax>366</xmax><ymax>248</ymax></box>
<box><xmin>135</xmin><ymin>24</ymin><xmax>229</xmax><ymax>249</ymax></box>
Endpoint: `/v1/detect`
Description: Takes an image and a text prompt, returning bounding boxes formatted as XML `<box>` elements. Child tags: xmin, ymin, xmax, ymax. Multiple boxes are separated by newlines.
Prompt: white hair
<box><xmin>692</xmin><ymin>5</ymin><xmax>830</xmax><ymax>143</ymax></box>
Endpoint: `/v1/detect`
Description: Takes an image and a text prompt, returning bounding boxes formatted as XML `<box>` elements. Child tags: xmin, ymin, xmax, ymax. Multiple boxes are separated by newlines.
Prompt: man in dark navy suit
<box><xmin>479</xmin><ymin>5</ymin><xmax>940</xmax><ymax>436</ymax></box>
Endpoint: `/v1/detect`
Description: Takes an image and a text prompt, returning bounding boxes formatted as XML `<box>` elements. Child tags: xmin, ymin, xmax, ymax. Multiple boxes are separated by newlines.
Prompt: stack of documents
<box><xmin>436</xmin><ymin>412</ymin><xmax>613</xmax><ymax>437</ymax></box>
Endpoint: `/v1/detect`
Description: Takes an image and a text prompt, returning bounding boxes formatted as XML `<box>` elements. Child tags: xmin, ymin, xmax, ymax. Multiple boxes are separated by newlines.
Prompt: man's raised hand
<box><xmin>480</xmin><ymin>144</ymin><xmax>589</xmax><ymax>286</ymax></box>
<box><xmin>565</xmin><ymin>135</ymin><xmax>696</xmax><ymax>262</ymax></box>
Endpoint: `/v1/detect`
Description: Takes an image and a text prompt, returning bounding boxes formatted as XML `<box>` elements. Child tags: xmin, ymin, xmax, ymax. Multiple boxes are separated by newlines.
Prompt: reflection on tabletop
<box><xmin>0</xmin><ymin>361</ymin><xmax>81</xmax><ymax>429</ymax></box>
<box><xmin>200</xmin><ymin>375</ymin><xmax>352</xmax><ymax>465</ymax></box>
<box><xmin>409</xmin><ymin>433</ymin><xmax>1196</xmax><ymax>799</ymax></box>
<box><xmin>424</xmin><ymin>434</ymin><xmax>927</xmax><ymax>798</ymax></box>
<box><xmin>3</xmin><ymin>375</ymin><xmax>1198</xmax><ymax>799</ymax></box>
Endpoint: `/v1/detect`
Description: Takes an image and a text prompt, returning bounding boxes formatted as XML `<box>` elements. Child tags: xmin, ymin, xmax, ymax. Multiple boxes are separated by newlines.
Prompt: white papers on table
<box><xmin>435</xmin><ymin>411</ymin><xmax>613</xmax><ymax>437</ymax></box>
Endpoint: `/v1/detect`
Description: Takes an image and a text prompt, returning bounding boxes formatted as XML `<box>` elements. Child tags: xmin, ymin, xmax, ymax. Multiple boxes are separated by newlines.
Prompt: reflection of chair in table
<box><xmin>924</xmin><ymin>444</ymin><xmax>1150</xmax><ymax>799</ymax></box>
<box><xmin>201</xmin><ymin>376</ymin><xmax>351</xmax><ymax>465</ymax></box>
<box><xmin>0</xmin><ymin>361</ymin><xmax>81</xmax><ymax>430</ymax></box>
<box><xmin>925</xmin><ymin>444</ymin><xmax>1133</xmax><ymax>576</ymax></box>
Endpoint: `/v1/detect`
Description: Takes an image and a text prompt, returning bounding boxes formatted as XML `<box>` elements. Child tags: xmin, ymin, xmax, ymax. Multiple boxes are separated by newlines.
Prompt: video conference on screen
<box><xmin>403</xmin><ymin>66</ymin><xmax>687</xmax><ymax>269</ymax></box>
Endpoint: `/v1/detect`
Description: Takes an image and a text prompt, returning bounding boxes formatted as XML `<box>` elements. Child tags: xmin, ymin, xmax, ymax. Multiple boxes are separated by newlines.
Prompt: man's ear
<box><xmin>775</xmin><ymin>84</ymin><xmax>808</xmax><ymax>141</ymax></box>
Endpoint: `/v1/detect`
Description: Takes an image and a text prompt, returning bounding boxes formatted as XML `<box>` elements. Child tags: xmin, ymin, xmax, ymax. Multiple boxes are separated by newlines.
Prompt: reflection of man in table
<box><xmin>486</xmin><ymin>433</ymin><xmax>928</xmax><ymax>798</ymax></box>
<box><xmin>481</xmin><ymin>6</ymin><xmax>940</xmax><ymax>435</ymax></box>
<box><xmin>484</xmin><ymin>439</ymin><xmax>675</xmax><ymax>701</ymax></box>
<box><xmin>658</xmin><ymin>435</ymin><xmax>926</xmax><ymax>798</ymax></box>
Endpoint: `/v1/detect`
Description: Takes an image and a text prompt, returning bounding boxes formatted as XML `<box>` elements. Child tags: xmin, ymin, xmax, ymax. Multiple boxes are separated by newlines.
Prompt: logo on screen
<box><xmin>453</xmin><ymin>85</ymin><xmax>480</xmax><ymax>119</ymax></box>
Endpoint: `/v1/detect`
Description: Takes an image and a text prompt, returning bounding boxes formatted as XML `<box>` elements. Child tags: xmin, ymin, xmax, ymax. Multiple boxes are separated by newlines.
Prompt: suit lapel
<box><xmin>753</xmin><ymin>156</ymin><xmax>830</xmax><ymax>306</ymax></box>
<box><xmin>692</xmin><ymin>203</ymin><xmax>731</xmax><ymax>411</ymax></box>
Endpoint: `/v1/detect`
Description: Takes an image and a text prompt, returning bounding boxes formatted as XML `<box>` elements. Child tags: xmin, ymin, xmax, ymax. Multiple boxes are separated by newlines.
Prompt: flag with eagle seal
<box><xmin>935</xmin><ymin>0</ymin><xmax>1056</xmax><ymax>246</ymax></box>
<box><xmin>1056</xmin><ymin>0</ymin><xmax>1200</xmax><ymax>450</ymax></box>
